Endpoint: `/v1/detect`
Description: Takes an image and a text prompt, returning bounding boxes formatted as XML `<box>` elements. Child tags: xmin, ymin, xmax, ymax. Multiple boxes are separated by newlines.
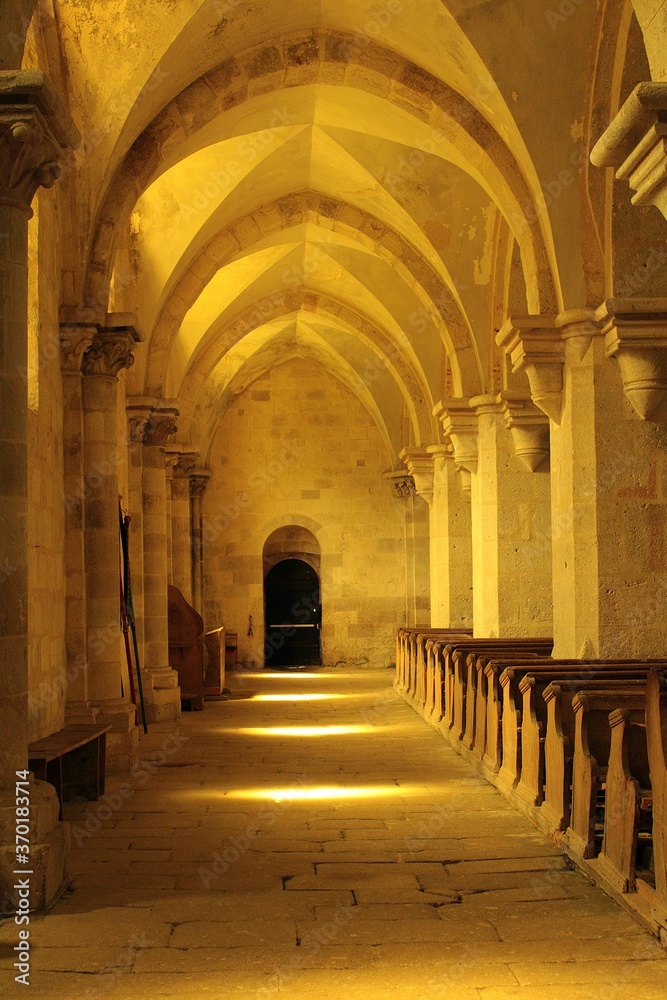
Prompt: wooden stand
<box><xmin>168</xmin><ymin>585</ymin><xmax>205</xmax><ymax>711</ymax></box>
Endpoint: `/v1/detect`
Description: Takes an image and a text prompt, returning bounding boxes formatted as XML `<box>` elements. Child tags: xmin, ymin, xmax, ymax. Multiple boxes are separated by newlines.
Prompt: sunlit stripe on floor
<box><xmin>224</xmin><ymin>785</ymin><xmax>405</xmax><ymax>802</ymax></box>
<box><xmin>233</xmin><ymin>725</ymin><xmax>376</xmax><ymax>737</ymax></box>
<box><xmin>249</xmin><ymin>693</ymin><xmax>352</xmax><ymax>702</ymax></box>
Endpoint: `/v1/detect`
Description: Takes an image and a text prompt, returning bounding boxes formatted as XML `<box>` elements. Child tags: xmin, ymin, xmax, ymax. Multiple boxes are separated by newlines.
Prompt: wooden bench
<box><xmin>498</xmin><ymin>661</ymin><xmax>652</xmax><ymax>795</ymax></box>
<box><xmin>541</xmin><ymin>676</ymin><xmax>647</xmax><ymax>835</ymax></box>
<box><xmin>518</xmin><ymin>667</ymin><xmax>653</xmax><ymax>813</ymax></box>
<box><xmin>642</xmin><ymin>668</ymin><xmax>667</xmax><ymax>927</ymax></box>
<box><xmin>459</xmin><ymin>643</ymin><xmax>553</xmax><ymax>754</ymax></box>
<box><xmin>441</xmin><ymin>640</ymin><xmax>553</xmax><ymax>742</ymax></box>
<box><xmin>569</xmin><ymin>689</ymin><xmax>647</xmax><ymax>863</ymax></box>
<box><xmin>28</xmin><ymin>724</ymin><xmax>111</xmax><ymax>820</ymax></box>
<box><xmin>395</xmin><ymin>627</ymin><xmax>471</xmax><ymax>705</ymax></box>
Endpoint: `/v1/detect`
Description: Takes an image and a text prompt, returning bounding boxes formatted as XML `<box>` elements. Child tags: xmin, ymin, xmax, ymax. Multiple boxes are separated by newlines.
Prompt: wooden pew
<box><xmin>431</xmin><ymin>639</ymin><xmax>553</xmax><ymax>751</ymax></box>
<box><xmin>519</xmin><ymin>669</ymin><xmax>650</xmax><ymax>809</ymax></box>
<box><xmin>642</xmin><ymin>668</ymin><xmax>667</xmax><ymax>927</ymax></box>
<box><xmin>418</xmin><ymin>628</ymin><xmax>473</xmax><ymax>711</ymax></box>
<box><xmin>484</xmin><ymin>657</ymin><xmax>648</xmax><ymax>778</ymax></box>
<box><xmin>498</xmin><ymin>661</ymin><xmax>651</xmax><ymax>795</ymax></box>
<box><xmin>474</xmin><ymin>652</ymin><xmax>565</xmax><ymax>767</ymax></box>
<box><xmin>544</xmin><ymin>668</ymin><xmax>646</xmax><ymax>834</ymax></box>
<box><xmin>395</xmin><ymin>627</ymin><xmax>471</xmax><ymax>710</ymax></box>
<box><xmin>569</xmin><ymin>688</ymin><xmax>646</xmax><ymax>862</ymax></box>
<box><xmin>462</xmin><ymin>645</ymin><xmax>553</xmax><ymax>757</ymax></box>
<box><xmin>596</xmin><ymin>705</ymin><xmax>651</xmax><ymax>893</ymax></box>
<box><xmin>451</xmin><ymin>640</ymin><xmax>553</xmax><ymax>747</ymax></box>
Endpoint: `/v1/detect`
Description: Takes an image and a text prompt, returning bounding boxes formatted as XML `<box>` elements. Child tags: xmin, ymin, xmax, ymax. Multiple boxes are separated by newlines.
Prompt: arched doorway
<box><xmin>264</xmin><ymin>559</ymin><xmax>322</xmax><ymax>668</ymax></box>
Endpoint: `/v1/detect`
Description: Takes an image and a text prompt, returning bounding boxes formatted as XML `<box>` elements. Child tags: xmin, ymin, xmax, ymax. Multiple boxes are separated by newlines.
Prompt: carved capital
<box><xmin>143</xmin><ymin>406</ymin><xmax>179</xmax><ymax>446</ymax></box>
<box><xmin>165</xmin><ymin>454</ymin><xmax>180</xmax><ymax>477</ymax></box>
<box><xmin>385</xmin><ymin>472</ymin><xmax>416</xmax><ymax>499</ymax></box>
<box><xmin>498</xmin><ymin>390</ymin><xmax>550</xmax><ymax>472</ymax></box>
<box><xmin>81</xmin><ymin>330</ymin><xmax>136</xmax><ymax>378</ymax></box>
<box><xmin>126</xmin><ymin>396</ymin><xmax>154</xmax><ymax>443</ymax></box>
<box><xmin>596</xmin><ymin>297</ymin><xmax>667</xmax><ymax>420</ymax></box>
<box><xmin>166</xmin><ymin>450</ymin><xmax>198</xmax><ymax>478</ymax></box>
<box><xmin>399</xmin><ymin>447</ymin><xmax>435</xmax><ymax>505</ymax></box>
<box><xmin>591</xmin><ymin>83</ymin><xmax>667</xmax><ymax>219</ymax></box>
<box><xmin>434</xmin><ymin>398</ymin><xmax>479</xmax><ymax>475</ymax></box>
<box><xmin>190</xmin><ymin>473</ymin><xmax>211</xmax><ymax>499</ymax></box>
<box><xmin>0</xmin><ymin>71</ymin><xmax>79</xmax><ymax>214</ymax></box>
<box><xmin>59</xmin><ymin>324</ymin><xmax>96</xmax><ymax>374</ymax></box>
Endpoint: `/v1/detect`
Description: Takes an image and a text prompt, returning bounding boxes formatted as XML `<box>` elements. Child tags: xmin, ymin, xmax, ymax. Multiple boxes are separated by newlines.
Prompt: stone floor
<box><xmin>2</xmin><ymin>668</ymin><xmax>667</xmax><ymax>999</ymax></box>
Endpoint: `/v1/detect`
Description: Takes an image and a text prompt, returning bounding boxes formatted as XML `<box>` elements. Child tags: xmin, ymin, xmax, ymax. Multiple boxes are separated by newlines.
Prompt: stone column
<box><xmin>167</xmin><ymin>451</ymin><xmax>197</xmax><ymax>603</ymax></box>
<box><xmin>438</xmin><ymin>395</ymin><xmax>553</xmax><ymax>639</ymax></box>
<box><xmin>125</xmin><ymin>401</ymin><xmax>152</xmax><ymax>677</ymax></box>
<box><xmin>190</xmin><ymin>473</ymin><xmax>210</xmax><ymax>616</ymax></box>
<box><xmin>140</xmin><ymin>405</ymin><xmax>181</xmax><ymax>722</ymax></box>
<box><xmin>499</xmin><ymin>308</ymin><xmax>667</xmax><ymax>658</ymax></box>
<box><xmin>80</xmin><ymin>324</ymin><xmax>140</xmax><ymax>770</ymax></box>
<box><xmin>403</xmin><ymin>445</ymin><xmax>473</xmax><ymax>629</ymax></box>
<box><xmin>0</xmin><ymin>70</ymin><xmax>79</xmax><ymax>911</ymax></box>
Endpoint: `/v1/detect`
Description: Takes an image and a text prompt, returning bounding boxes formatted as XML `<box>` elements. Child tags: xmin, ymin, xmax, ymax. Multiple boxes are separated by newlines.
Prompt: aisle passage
<box><xmin>2</xmin><ymin>669</ymin><xmax>666</xmax><ymax>999</ymax></box>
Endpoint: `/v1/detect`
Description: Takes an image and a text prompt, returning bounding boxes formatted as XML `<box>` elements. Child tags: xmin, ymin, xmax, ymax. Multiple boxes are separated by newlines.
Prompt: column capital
<box><xmin>434</xmin><ymin>398</ymin><xmax>479</xmax><ymax>476</ymax></box>
<box><xmin>0</xmin><ymin>70</ymin><xmax>80</xmax><ymax>214</ymax></box>
<box><xmin>400</xmin><ymin>448</ymin><xmax>436</xmax><ymax>505</ymax></box>
<box><xmin>190</xmin><ymin>472</ymin><xmax>212</xmax><ymax>499</ymax></box>
<box><xmin>496</xmin><ymin>315</ymin><xmax>562</xmax><ymax>423</ymax></box>
<box><xmin>59</xmin><ymin>323</ymin><xmax>97</xmax><ymax>374</ymax></box>
<box><xmin>596</xmin><ymin>297</ymin><xmax>667</xmax><ymax>420</ymax></box>
<box><xmin>126</xmin><ymin>397</ymin><xmax>179</xmax><ymax>445</ymax></box>
<box><xmin>81</xmin><ymin>328</ymin><xmax>138</xmax><ymax>378</ymax></box>
<box><xmin>166</xmin><ymin>449</ymin><xmax>199</xmax><ymax>479</ymax></box>
<box><xmin>384</xmin><ymin>471</ymin><xmax>416</xmax><ymax>500</ymax></box>
<box><xmin>126</xmin><ymin>396</ymin><xmax>154</xmax><ymax>442</ymax></box>
<box><xmin>498</xmin><ymin>390</ymin><xmax>550</xmax><ymax>472</ymax></box>
<box><xmin>143</xmin><ymin>403</ymin><xmax>179</xmax><ymax>446</ymax></box>
<box><xmin>496</xmin><ymin>311</ymin><xmax>601</xmax><ymax>424</ymax></box>
<box><xmin>591</xmin><ymin>83</ymin><xmax>667</xmax><ymax>218</ymax></box>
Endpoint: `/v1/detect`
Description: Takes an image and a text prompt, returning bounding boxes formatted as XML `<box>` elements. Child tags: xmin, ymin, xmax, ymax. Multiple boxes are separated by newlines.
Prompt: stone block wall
<box><xmin>204</xmin><ymin>359</ymin><xmax>406</xmax><ymax>668</ymax></box>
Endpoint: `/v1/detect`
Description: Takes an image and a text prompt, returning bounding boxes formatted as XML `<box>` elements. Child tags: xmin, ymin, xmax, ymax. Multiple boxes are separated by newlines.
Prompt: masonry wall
<box><xmin>203</xmin><ymin>358</ymin><xmax>407</xmax><ymax>668</ymax></box>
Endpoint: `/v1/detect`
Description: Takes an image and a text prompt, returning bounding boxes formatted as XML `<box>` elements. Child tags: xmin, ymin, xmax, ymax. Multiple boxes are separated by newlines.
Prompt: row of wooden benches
<box><xmin>395</xmin><ymin>627</ymin><xmax>667</xmax><ymax>937</ymax></box>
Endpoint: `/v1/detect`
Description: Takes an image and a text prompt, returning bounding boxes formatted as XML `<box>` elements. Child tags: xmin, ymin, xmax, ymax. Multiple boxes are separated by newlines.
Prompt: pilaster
<box><xmin>59</xmin><ymin>315</ymin><xmax>100</xmax><ymax>708</ymax></box>
<box><xmin>459</xmin><ymin>394</ymin><xmax>552</xmax><ymax>639</ymax></box>
<box><xmin>167</xmin><ymin>449</ymin><xmax>198</xmax><ymax>604</ymax></box>
<box><xmin>190</xmin><ymin>472</ymin><xmax>211</xmax><ymax>616</ymax></box>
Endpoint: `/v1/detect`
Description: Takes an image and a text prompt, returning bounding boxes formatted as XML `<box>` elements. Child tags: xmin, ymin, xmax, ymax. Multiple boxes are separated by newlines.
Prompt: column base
<box><xmin>0</xmin><ymin>778</ymin><xmax>70</xmax><ymax>914</ymax></box>
<box><xmin>88</xmin><ymin>699</ymin><xmax>139</xmax><ymax>774</ymax></box>
<box><xmin>143</xmin><ymin>666</ymin><xmax>182</xmax><ymax>723</ymax></box>
<box><xmin>65</xmin><ymin>700</ymin><xmax>101</xmax><ymax>725</ymax></box>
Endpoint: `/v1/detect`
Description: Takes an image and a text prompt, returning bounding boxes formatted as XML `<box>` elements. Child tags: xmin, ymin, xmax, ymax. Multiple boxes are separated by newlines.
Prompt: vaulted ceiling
<box><xmin>17</xmin><ymin>0</ymin><xmax>658</xmax><ymax>465</ymax></box>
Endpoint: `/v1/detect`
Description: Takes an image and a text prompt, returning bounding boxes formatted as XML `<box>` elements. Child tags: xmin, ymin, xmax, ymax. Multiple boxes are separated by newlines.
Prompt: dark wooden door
<box><xmin>264</xmin><ymin>559</ymin><xmax>321</xmax><ymax>667</ymax></box>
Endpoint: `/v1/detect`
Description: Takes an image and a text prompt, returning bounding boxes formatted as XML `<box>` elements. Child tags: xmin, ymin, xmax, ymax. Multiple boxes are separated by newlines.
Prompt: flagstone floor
<box><xmin>1</xmin><ymin>667</ymin><xmax>666</xmax><ymax>999</ymax></box>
